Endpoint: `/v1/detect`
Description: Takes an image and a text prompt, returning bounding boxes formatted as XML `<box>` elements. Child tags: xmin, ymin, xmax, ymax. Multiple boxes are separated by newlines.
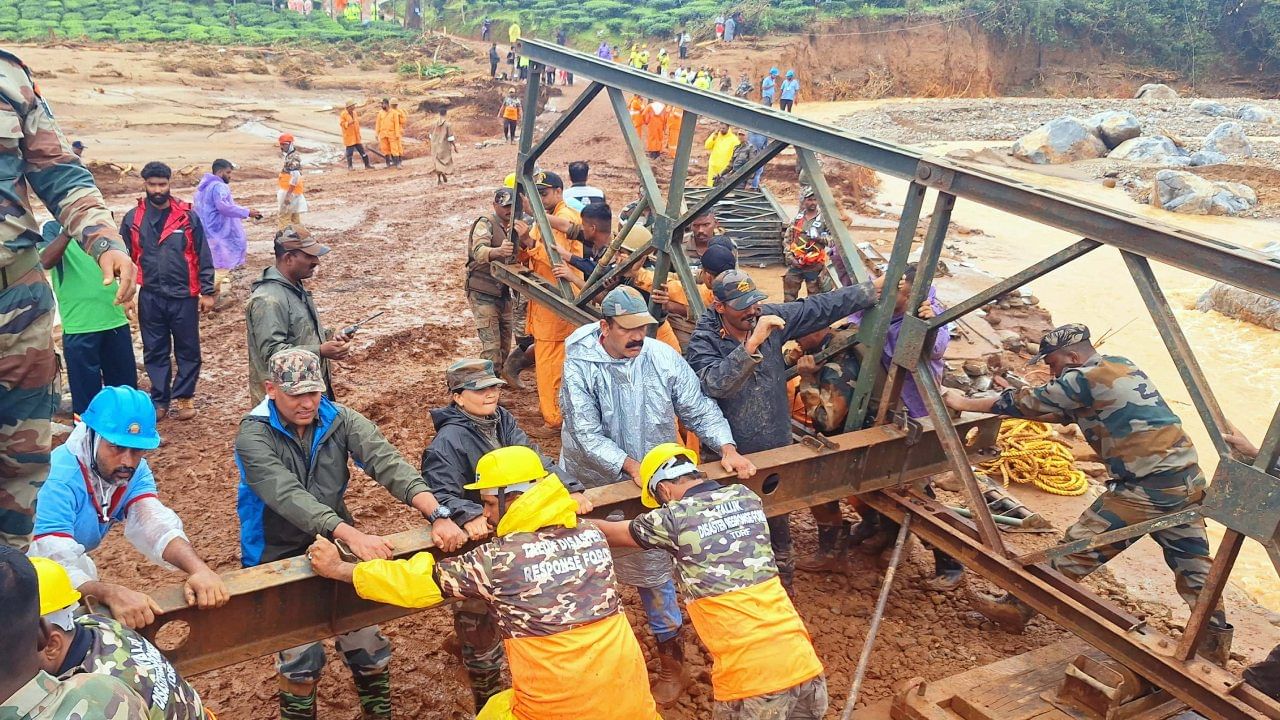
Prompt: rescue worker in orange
<box><xmin>598</xmin><ymin>444</ymin><xmax>828</xmax><ymax>719</ymax></box>
<box><xmin>375</xmin><ymin>98</ymin><xmax>397</xmax><ymax>169</ymax></box>
<box><xmin>665</xmin><ymin>106</ymin><xmax>684</xmax><ymax>158</ymax></box>
<box><xmin>339</xmin><ymin>100</ymin><xmax>373</xmax><ymax>170</ymax></box>
<box><xmin>628</xmin><ymin>94</ymin><xmax>646</xmax><ymax>136</ymax></box>
<box><xmin>518</xmin><ymin>171</ymin><xmax>583</xmax><ymax>431</ymax></box>
<box><xmin>307</xmin><ymin>446</ymin><xmax>661</xmax><ymax>720</ymax></box>
<box><xmin>391</xmin><ymin>98</ymin><xmax>408</xmax><ymax>161</ymax></box>
<box><xmin>641</xmin><ymin>100</ymin><xmax>668</xmax><ymax>159</ymax></box>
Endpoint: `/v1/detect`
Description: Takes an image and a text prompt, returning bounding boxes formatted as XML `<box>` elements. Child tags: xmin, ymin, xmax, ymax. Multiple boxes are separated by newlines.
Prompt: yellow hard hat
<box><xmin>30</xmin><ymin>556</ymin><xmax>82</xmax><ymax>616</ymax></box>
<box><xmin>620</xmin><ymin>224</ymin><xmax>652</xmax><ymax>253</ymax></box>
<box><xmin>504</xmin><ymin>173</ymin><xmax>517</xmax><ymax>189</ymax></box>
<box><xmin>639</xmin><ymin>443</ymin><xmax>699</xmax><ymax>508</ymax></box>
<box><xmin>466</xmin><ymin>446</ymin><xmax>548</xmax><ymax>494</ymax></box>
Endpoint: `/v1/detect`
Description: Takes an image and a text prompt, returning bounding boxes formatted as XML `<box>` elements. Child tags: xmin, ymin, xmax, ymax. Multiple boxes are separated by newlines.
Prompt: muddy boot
<box><xmin>279</xmin><ymin>679</ymin><xmax>317</xmax><ymax>720</ymax></box>
<box><xmin>847</xmin><ymin>512</ymin><xmax>881</xmax><ymax>546</ymax></box>
<box><xmin>651</xmin><ymin>631</ymin><xmax>690</xmax><ymax>706</ymax></box>
<box><xmin>924</xmin><ymin>549</ymin><xmax>965</xmax><ymax>591</ymax></box>
<box><xmin>970</xmin><ymin>592</ymin><xmax>1036</xmax><ymax>634</ymax></box>
<box><xmin>172</xmin><ymin>397</ymin><xmax>197</xmax><ymax>421</ymax></box>
<box><xmin>501</xmin><ymin>346</ymin><xmax>534</xmax><ymax>390</ymax></box>
<box><xmin>796</xmin><ymin>522</ymin><xmax>849</xmax><ymax>573</ymax></box>
<box><xmin>1200</xmin><ymin>622</ymin><xmax>1235</xmax><ymax>666</ymax></box>
<box><xmin>353</xmin><ymin>669</ymin><xmax>391</xmax><ymax>720</ymax></box>
<box><xmin>858</xmin><ymin>516</ymin><xmax>898</xmax><ymax>556</ymax></box>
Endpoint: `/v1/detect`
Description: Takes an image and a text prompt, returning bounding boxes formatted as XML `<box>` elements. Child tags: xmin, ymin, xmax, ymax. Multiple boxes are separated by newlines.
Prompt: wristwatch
<box><xmin>428</xmin><ymin>505</ymin><xmax>453</xmax><ymax>522</ymax></box>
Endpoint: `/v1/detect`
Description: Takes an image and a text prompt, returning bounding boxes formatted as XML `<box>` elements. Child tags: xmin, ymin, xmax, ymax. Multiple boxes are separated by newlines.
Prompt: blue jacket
<box><xmin>34</xmin><ymin>444</ymin><xmax>159</xmax><ymax>552</ymax></box>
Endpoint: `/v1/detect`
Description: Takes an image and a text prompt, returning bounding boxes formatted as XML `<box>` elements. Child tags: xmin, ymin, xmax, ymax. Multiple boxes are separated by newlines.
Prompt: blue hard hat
<box><xmin>81</xmin><ymin>386</ymin><xmax>161</xmax><ymax>450</ymax></box>
<box><xmin>786</xmin><ymin>70</ymin><xmax>795</xmax><ymax>78</ymax></box>
<box><xmin>769</xmin><ymin>67</ymin><xmax>779</xmax><ymax>75</ymax></box>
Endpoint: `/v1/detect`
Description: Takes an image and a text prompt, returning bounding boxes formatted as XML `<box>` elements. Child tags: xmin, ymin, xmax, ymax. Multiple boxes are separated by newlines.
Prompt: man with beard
<box><xmin>27</xmin><ymin>386</ymin><xmax>228</xmax><ymax>629</ymax></box>
<box><xmin>782</xmin><ymin>187</ymin><xmax>835</xmax><ymax>302</ymax></box>
<box><xmin>193</xmin><ymin>159</ymin><xmax>261</xmax><ymax>301</ymax></box>
<box><xmin>120</xmin><ymin>162</ymin><xmax>215</xmax><ymax>422</ymax></box>
<box><xmin>560</xmin><ymin>285</ymin><xmax>753</xmax><ymax>705</ymax></box>
<box><xmin>245</xmin><ymin>226</ymin><xmax>350</xmax><ymax>406</ymax></box>
<box><xmin>685</xmin><ymin>269</ymin><xmax>881</xmax><ymax>594</ymax></box>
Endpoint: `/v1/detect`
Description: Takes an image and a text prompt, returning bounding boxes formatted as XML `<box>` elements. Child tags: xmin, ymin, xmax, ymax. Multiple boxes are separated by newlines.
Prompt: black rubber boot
<box><xmin>924</xmin><ymin>549</ymin><xmax>965</xmax><ymax>591</ymax></box>
<box><xmin>796</xmin><ymin>522</ymin><xmax>849</xmax><ymax>573</ymax></box>
<box><xmin>971</xmin><ymin>592</ymin><xmax>1036</xmax><ymax>633</ymax></box>
<box><xmin>501</xmin><ymin>345</ymin><xmax>535</xmax><ymax>390</ymax></box>
<box><xmin>353</xmin><ymin>669</ymin><xmax>391</xmax><ymax>720</ymax></box>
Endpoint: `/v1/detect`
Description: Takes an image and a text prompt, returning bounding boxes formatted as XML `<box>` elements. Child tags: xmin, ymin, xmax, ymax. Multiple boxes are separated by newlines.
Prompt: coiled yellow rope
<box><xmin>978</xmin><ymin>420</ymin><xmax>1089</xmax><ymax>496</ymax></box>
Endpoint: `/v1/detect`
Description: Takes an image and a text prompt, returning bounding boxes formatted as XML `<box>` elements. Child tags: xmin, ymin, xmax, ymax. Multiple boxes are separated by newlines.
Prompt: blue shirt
<box><xmin>33</xmin><ymin>444</ymin><xmax>159</xmax><ymax>551</ymax></box>
<box><xmin>781</xmin><ymin>79</ymin><xmax>800</xmax><ymax>100</ymax></box>
<box><xmin>761</xmin><ymin>76</ymin><xmax>777</xmax><ymax>98</ymax></box>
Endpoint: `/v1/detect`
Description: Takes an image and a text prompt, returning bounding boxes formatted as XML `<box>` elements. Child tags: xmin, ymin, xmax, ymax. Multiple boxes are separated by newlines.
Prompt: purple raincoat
<box><xmin>193</xmin><ymin>172</ymin><xmax>250</xmax><ymax>271</ymax></box>
<box><xmin>849</xmin><ymin>286</ymin><xmax>950</xmax><ymax>419</ymax></box>
<box><xmin>597</xmin><ymin>42</ymin><xmax>612</xmax><ymax>60</ymax></box>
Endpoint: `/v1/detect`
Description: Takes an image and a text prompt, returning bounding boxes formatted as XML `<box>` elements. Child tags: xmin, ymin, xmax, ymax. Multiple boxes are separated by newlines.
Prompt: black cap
<box><xmin>701</xmin><ymin>241</ymin><xmax>736</xmax><ymax>276</ymax></box>
<box><xmin>71</xmin><ymin>140</ymin><xmax>86</xmax><ymax>150</ymax></box>
<box><xmin>534</xmin><ymin>170</ymin><xmax>564</xmax><ymax>190</ymax></box>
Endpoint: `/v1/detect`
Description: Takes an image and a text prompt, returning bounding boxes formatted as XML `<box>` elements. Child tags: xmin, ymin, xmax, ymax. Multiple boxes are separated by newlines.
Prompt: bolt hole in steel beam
<box><xmin>761</xmin><ymin>473</ymin><xmax>781</xmax><ymax>495</ymax></box>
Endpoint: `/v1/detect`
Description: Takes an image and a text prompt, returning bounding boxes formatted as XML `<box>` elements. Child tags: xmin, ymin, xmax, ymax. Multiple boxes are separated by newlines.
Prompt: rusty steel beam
<box><xmin>865</xmin><ymin>490</ymin><xmax>1280</xmax><ymax>720</ymax></box>
<box><xmin>142</xmin><ymin>416</ymin><xmax>1001</xmax><ymax>676</ymax></box>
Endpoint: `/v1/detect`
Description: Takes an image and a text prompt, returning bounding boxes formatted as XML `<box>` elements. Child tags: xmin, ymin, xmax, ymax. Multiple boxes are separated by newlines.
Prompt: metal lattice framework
<box><xmin>490</xmin><ymin>40</ymin><xmax>1280</xmax><ymax>719</ymax></box>
<box><xmin>133</xmin><ymin>40</ymin><xmax>1280</xmax><ymax>720</ymax></box>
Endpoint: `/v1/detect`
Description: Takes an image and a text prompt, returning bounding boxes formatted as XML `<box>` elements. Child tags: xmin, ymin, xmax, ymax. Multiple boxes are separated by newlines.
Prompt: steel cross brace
<box><xmin>514</xmin><ymin>39</ymin><xmax>1280</xmax><ymax>300</ymax></box>
<box><xmin>141</xmin><ymin>416</ymin><xmax>1001</xmax><ymax>676</ymax></box>
<box><xmin>865</xmin><ymin>490</ymin><xmax>1280</xmax><ymax>720</ymax></box>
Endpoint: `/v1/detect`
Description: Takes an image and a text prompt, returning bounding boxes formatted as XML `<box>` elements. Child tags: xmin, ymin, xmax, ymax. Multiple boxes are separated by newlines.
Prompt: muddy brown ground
<box><xmin>23</xmin><ymin>36</ymin><xmax>1274</xmax><ymax>719</ymax></box>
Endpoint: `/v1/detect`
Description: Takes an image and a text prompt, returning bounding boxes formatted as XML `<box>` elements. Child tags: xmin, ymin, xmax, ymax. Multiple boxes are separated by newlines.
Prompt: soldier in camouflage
<box><xmin>32</xmin><ymin>556</ymin><xmax>208</xmax><ymax>720</ymax></box>
<box><xmin>0</xmin><ymin>546</ymin><xmax>150</xmax><ymax>720</ymax></box>
<box><xmin>781</xmin><ymin>188</ymin><xmax>834</xmax><ymax>303</ymax></box>
<box><xmin>945</xmin><ymin>323</ymin><xmax>1233</xmax><ymax>661</ymax></box>
<box><xmin>276</xmin><ymin>134</ymin><xmax>306</xmax><ymax>229</ymax></box>
<box><xmin>467</xmin><ymin>188</ymin><xmax>529</xmax><ymax>371</ymax></box>
<box><xmin>596</xmin><ymin>444</ymin><xmax>827</xmax><ymax>720</ymax></box>
<box><xmin>1</xmin><ymin>51</ymin><xmax>137</xmax><ymax>550</ymax></box>
<box><xmin>308</xmin><ymin>446</ymin><xmax>660</xmax><ymax>719</ymax></box>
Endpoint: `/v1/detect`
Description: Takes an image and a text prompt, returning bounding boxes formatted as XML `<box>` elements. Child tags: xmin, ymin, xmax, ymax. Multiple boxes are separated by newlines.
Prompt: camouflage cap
<box><xmin>494</xmin><ymin>187</ymin><xmax>515</xmax><ymax>206</ymax></box>
<box><xmin>447</xmin><ymin>358</ymin><xmax>507</xmax><ymax>392</ymax></box>
<box><xmin>601</xmin><ymin>285</ymin><xmax>657</xmax><ymax>329</ymax></box>
<box><xmin>274</xmin><ymin>225</ymin><xmax>329</xmax><ymax>257</ymax></box>
<box><xmin>1030</xmin><ymin>323</ymin><xmax>1091</xmax><ymax>364</ymax></box>
<box><xmin>800</xmin><ymin>185</ymin><xmax>816</xmax><ymax>199</ymax></box>
<box><xmin>269</xmin><ymin>348</ymin><xmax>327</xmax><ymax>395</ymax></box>
<box><xmin>712</xmin><ymin>269</ymin><xmax>767</xmax><ymax>311</ymax></box>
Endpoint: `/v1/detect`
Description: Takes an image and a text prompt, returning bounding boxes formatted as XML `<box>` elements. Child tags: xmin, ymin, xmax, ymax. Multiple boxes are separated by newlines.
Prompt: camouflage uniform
<box><xmin>794</xmin><ymin>328</ymin><xmax>861</xmax><ymax>436</ymax></box>
<box><xmin>277</xmin><ymin>148</ymin><xmax>304</xmax><ymax>229</ymax></box>
<box><xmin>466</xmin><ymin>213</ymin><xmax>517</xmax><ymax>367</ymax></box>
<box><xmin>275</xmin><ymin>627</ymin><xmax>391</xmax><ymax>698</ymax></box>
<box><xmin>992</xmin><ymin>353</ymin><xmax>1223</xmax><ymax>621</ymax></box>
<box><xmin>57</xmin><ymin>615</ymin><xmax>207</xmax><ymax>720</ymax></box>
<box><xmin>630</xmin><ymin>481</ymin><xmax>827</xmax><ymax>716</ymax></box>
<box><xmin>781</xmin><ymin>212</ymin><xmax>834</xmax><ymax>303</ymax></box>
<box><xmin>0</xmin><ymin>670</ymin><xmax>150</xmax><ymax>720</ymax></box>
<box><xmin>452</xmin><ymin>597</ymin><xmax>506</xmax><ymax>709</ymax></box>
<box><xmin>1</xmin><ymin>51</ymin><xmax>127</xmax><ymax>549</ymax></box>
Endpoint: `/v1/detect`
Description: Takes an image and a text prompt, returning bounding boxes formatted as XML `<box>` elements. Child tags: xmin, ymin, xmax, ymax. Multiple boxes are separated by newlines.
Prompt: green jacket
<box><xmin>245</xmin><ymin>266</ymin><xmax>333</xmax><ymax>405</ymax></box>
<box><xmin>235</xmin><ymin>396</ymin><xmax>429</xmax><ymax>566</ymax></box>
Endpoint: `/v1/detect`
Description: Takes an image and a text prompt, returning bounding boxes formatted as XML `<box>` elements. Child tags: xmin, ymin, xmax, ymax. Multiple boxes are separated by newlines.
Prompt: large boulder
<box><xmin>1088</xmin><ymin>110</ymin><xmax>1142</xmax><ymax>149</ymax></box>
<box><xmin>1012</xmin><ymin>116</ymin><xmax>1108</xmax><ymax>164</ymax></box>
<box><xmin>1108</xmin><ymin>135</ymin><xmax>1186</xmax><ymax>163</ymax></box>
<box><xmin>1134</xmin><ymin>83</ymin><xmax>1178</xmax><ymax>100</ymax></box>
<box><xmin>1189</xmin><ymin>150</ymin><xmax>1228</xmax><ymax>167</ymax></box>
<box><xmin>1152</xmin><ymin>170</ymin><xmax>1258</xmax><ymax>215</ymax></box>
<box><xmin>1195</xmin><ymin>242</ymin><xmax>1280</xmax><ymax>330</ymax></box>
<box><xmin>1191</xmin><ymin>100</ymin><xmax>1234</xmax><ymax>117</ymax></box>
<box><xmin>1204</xmin><ymin>121</ymin><xmax>1255</xmax><ymax>158</ymax></box>
<box><xmin>1237</xmin><ymin>104</ymin><xmax>1279</xmax><ymax>124</ymax></box>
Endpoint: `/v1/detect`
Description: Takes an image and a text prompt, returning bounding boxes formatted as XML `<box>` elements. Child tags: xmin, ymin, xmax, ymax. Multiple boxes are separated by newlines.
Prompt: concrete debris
<box><xmin>1203</xmin><ymin>121</ymin><xmax>1255</xmax><ymax>158</ymax></box>
<box><xmin>1190</xmin><ymin>100</ymin><xmax>1234</xmax><ymax>118</ymax></box>
<box><xmin>1134</xmin><ymin>83</ymin><xmax>1179</xmax><ymax>100</ymax></box>
<box><xmin>1107</xmin><ymin>135</ymin><xmax>1187</xmax><ymax>163</ymax></box>
<box><xmin>1087</xmin><ymin>110</ymin><xmax>1141</xmax><ymax>149</ymax></box>
<box><xmin>1151</xmin><ymin>170</ymin><xmax>1258</xmax><ymax>215</ymax></box>
<box><xmin>1012</xmin><ymin>116</ymin><xmax>1107</xmax><ymax>165</ymax></box>
<box><xmin>1237</xmin><ymin>104</ymin><xmax>1279</xmax><ymax>124</ymax></box>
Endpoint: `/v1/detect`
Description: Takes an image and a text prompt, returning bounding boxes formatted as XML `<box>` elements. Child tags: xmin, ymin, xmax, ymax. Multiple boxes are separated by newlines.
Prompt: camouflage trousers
<box><xmin>512</xmin><ymin>291</ymin><xmax>529</xmax><ymax>341</ymax></box>
<box><xmin>782</xmin><ymin>265</ymin><xmax>834</xmax><ymax>302</ymax></box>
<box><xmin>712</xmin><ymin>674</ymin><xmax>829</xmax><ymax>720</ymax></box>
<box><xmin>276</xmin><ymin>624</ymin><xmax>391</xmax><ymax>684</ymax></box>
<box><xmin>468</xmin><ymin>291</ymin><xmax>515</xmax><ymax>368</ymax></box>
<box><xmin>0</xmin><ymin>263</ymin><xmax>57</xmax><ymax>549</ymax></box>
<box><xmin>1052</xmin><ymin>473</ymin><xmax>1225</xmax><ymax>623</ymax></box>
<box><xmin>453</xmin><ymin>598</ymin><xmax>508</xmax><ymax>709</ymax></box>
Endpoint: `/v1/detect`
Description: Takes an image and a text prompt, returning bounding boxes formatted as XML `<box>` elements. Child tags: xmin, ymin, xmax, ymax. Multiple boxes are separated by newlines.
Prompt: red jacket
<box><xmin>121</xmin><ymin>197</ymin><xmax>214</xmax><ymax>298</ymax></box>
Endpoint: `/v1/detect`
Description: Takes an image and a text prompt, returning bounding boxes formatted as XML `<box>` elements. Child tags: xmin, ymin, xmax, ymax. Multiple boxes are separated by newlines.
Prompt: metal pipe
<box><xmin>841</xmin><ymin>514</ymin><xmax>912</xmax><ymax>719</ymax></box>
<box><xmin>946</xmin><ymin>505</ymin><xmax>1024</xmax><ymax>527</ymax></box>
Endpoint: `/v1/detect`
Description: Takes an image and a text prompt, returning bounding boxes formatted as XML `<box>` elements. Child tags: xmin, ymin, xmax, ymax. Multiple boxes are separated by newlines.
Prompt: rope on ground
<box><xmin>978</xmin><ymin>419</ymin><xmax>1089</xmax><ymax>496</ymax></box>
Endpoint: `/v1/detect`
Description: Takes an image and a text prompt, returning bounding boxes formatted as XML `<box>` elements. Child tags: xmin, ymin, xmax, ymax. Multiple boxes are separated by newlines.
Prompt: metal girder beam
<box><xmin>141</xmin><ymin>416</ymin><xmax>1001</xmax><ymax>676</ymax></box>
<box><xmin>491</xmin><ymin>262</ymin><xmax>596</xmax><ymax>327</ymax></box>
<box><xmin>865</xmin><ymin>490</ymin><xmax>1280</xmax><ymax>720</ymax></box>
<box><xmin>515</xmin><ymin>39</ymin><xmax>1280</xmax><ymax>300</ymax></box>
<box><xmin>1015</xmin><ymin>507</ymin><xmax>1203</xmax><ymax>566</ymax></box>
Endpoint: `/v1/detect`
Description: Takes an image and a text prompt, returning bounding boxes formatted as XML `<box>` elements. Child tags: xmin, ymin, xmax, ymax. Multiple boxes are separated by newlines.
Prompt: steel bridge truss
<box><xmin>135</xmin><ymin>40</ymin><xmax>1280</xmax><ymax>720</ymax></box>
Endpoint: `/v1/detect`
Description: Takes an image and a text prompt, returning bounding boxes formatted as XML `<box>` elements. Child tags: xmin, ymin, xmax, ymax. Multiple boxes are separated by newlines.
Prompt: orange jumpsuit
<box><xmin>628</xmin><ymin>95</ymin><xmax>645</xmax><ymax>136</ymax></box>
<box><xmin>641</xmin><ymin>102</ymin><xmax>667</xmax><ymax>155</ymax></box>
<box><xmin>665</xmin><ymin>106</ymin><xmax>684</xmax><ymax>157</ymax></box>
<box><xmin>339</xmin><ymin>109</ymin><xmax>362</xmax><ymax>147</ymax></box>
<box><xmin>520</xmin><ymin>202</ymin><xmax>584</xmax><ymax>427</ymax></box>
<box><xmin>375</xmin><ymin>108</ymin><xmax>398</xmax><ymax>156</ymax></box>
